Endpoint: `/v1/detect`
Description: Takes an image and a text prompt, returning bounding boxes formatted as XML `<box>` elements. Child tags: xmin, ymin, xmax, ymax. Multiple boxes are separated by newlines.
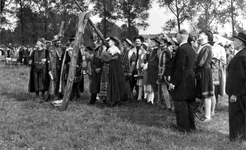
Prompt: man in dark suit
<box><xmin>226</xmin><ymin>32</ymin><xmax>246</xmax><ymax>141</ymax></box>
<box><xmin>169</xmin><ymin>29</ymin><xmax>197</xmax><ymax>132</ymax></box>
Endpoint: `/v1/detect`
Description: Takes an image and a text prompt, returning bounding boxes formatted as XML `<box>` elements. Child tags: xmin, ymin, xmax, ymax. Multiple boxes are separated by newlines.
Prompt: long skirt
<box><xmin>99</xmin><ymin>63</ymin><xmax>109</xmax><ymax>97</ymax></box>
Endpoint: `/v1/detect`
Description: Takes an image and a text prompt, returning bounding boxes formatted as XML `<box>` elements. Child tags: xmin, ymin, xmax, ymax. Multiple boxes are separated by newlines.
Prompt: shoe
<box><xmin>200</xmin><ymin>116</ymin><xmax>211</xmax><ymax>122</ymax></box>
<box><xmin>194</xmin><ymin>111</ymin><xmax>203</xmax><ymax>121</ymax></box>
<box><xmin>167</xmin><ymin>108</ymin><xmax>172</xmax><ymax>112</ymax></box>
<box><xmin>203</xmin><ymin>117</ymin><xmax>211</xmax><ymax>122</ymax></box>
<box><xmin>88</xmin><ymin>100</ymin><xmax>95</xmax><ymax>105</ymax></box>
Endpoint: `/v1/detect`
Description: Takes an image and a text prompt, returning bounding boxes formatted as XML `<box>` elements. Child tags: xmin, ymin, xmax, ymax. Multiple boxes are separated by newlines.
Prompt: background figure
<box><xmin>28</xmin><ymin>40</ymin><xmax>49</xmax><ymax>100</ymax></box>
<box><xmin>89</xmin><ymin>44</ymin><xmax>103</xmax><ymax>105</ymax></box>
<box><xmin>121</xmin><ymin>38</ymin><xmax>135</xmax><ymax>100</ymax></box>
<box><xmin>195</xmin><ymin>30</ymin><xmax>215</xmax><ymax>122</ymax></box>
<box><xmin>131</xmin><ymin>36</ymin><xmax>144</xmax><ymax>99</ymax></box>
<box><xmin>146</xmin><ymin>37</ymin><xmax>159</xmax><ymax>104</ymax></box>
<box><xmin>226</xmin><ymin>32</ymin><xmax>246</xmax><ymax>141</ymax></box>
<box><xmin>47</xmin><ymin>36</ymin><xmax>65</xmax><ymax>101</ymax></box>
<box><xmin>169</xmin><ymin>29</ymin><xmax>196</xmax><ymax>132</ymax></box>
<box><xmin>158</xmin><ymin>38</ymin><xmax>172</xmax><ymax>110</ymax></box>
<box><xmin>60</xmin><ymin>36</ymin><xmax>84</xmax><ymax>101</ymax></box>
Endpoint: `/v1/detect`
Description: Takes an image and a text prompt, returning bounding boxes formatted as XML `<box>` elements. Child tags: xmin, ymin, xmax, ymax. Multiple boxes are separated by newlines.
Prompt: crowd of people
<box><xmin>1</xmin><ymin>29</ymin><xmax>246</xmax><ymax>141</ymax></box>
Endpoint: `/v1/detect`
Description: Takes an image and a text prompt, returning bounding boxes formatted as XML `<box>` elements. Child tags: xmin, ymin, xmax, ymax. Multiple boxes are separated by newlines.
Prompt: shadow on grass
<box><xmin>1</xmin><ymin>92</ymin><xmax>33</xmax><ymax>101</ymax></box>
<box><xmin>90</xmin><ymin>99</ymin><xmax>176</xmax><ymax>129</ymax></box>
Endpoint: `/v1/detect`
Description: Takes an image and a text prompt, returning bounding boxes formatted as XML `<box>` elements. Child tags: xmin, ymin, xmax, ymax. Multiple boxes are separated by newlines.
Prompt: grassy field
<box><xmin>0</xmin><ymin>63</ymin><xmax>246</xmax><ymax>150</ymax></box>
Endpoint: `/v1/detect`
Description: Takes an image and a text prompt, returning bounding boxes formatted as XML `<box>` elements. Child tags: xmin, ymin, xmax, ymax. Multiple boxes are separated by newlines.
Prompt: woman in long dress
<box><xmin>99</xmin><ymin>37</ymin><xmax>127</xmax><ymax>107</ymax></box>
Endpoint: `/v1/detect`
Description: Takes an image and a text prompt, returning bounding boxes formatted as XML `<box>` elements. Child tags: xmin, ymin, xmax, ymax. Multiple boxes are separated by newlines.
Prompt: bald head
<box><xmin>176</xmin><ymin>29</ymin><xmax>189</xmax><ymax>45</ymax></box>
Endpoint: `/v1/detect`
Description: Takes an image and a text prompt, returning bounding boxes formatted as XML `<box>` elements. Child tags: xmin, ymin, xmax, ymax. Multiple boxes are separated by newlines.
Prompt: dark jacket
<box><xmin>90</xmin><ymin>49</ymin><xmax>103</xmax><ymax>94</ymax></box>
<box><xmin>226</xmin><ymin>48</ymin><xmax>246</xmax><ymax>97</ymax></box>
<box><xmin>170</xmin><ymin>43</ymin><xmax>196</xmax><ymax>101</ymax></box>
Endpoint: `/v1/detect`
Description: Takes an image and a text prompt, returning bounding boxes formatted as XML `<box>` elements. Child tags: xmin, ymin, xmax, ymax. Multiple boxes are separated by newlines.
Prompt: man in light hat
<box><xmin>226</xmin><ymin>32</ymin><xmax>246</xmax><ymax>141</ymax></box>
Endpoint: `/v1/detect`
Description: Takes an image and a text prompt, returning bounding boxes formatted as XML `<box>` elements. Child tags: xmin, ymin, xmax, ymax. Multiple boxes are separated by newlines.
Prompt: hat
<box><xmin>151</xmin><ymin>37</ymin><xmax>161</xmax><ymax>45</ymax></box>
<box><xmin>134</xmin><ymin>36</ymin><xmax>144</xmax><ymax>42</ymax></box>
<box><xmin>53</xmin><ymin>35</ymin><xmax>60</xmax><ymax>42</ymax></box>
<box><xmin>106</xmin><ymin>37</ymin><xmax>120</xmax><ymax>46</ymax></box>
<box><xmin>233</xmin><ymin>32</ymin><xmax>246</xmax><ymax>44</ymax></box>
<box><xmin>123</xmin><ymin>38</ymin><xmax>132</xmax><ymax>46</ymax></box>
<box><xmin>199</xmin><ymin>30</ymin><xmax>214</xmax><ymax>44</ymax></box>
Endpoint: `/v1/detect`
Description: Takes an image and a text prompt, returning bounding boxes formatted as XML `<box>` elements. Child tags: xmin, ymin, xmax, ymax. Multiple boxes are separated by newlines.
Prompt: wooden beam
<box><xmin>58</xmin><ymin>12</ymin><xmax>90</xmax><ymax>111</ymax></box>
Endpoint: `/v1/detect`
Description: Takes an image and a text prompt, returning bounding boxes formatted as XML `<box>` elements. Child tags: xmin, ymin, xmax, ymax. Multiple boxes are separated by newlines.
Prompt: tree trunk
<box><xmin>231</xmin><ymin>0</ymin><xmax>235</xmax><ymax>36</ymax></box>
<box><xmin>103</xmin><ymin>0</ymin><xmax>107</xmax><ymax>37</ymax></box>
<box><xmin>20</xmin><ymin>4</ymin><xmax>24</xmax><ymax>45</ymax></box>
<box><xmin>58</xmin><ymin>12</ymin><xmax>89</xmax><ymax>111</ymax></box>
<box><xmin>175</xmin><ymin>0</ymin><xmax>181</xmax><ymax>31</ymax></box>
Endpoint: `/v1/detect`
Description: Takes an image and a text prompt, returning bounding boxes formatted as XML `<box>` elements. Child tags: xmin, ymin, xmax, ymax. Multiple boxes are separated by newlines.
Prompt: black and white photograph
<box><xmin>0</xmin><ymin>0</ymin><xmax>246</xmax><ymax>149</ymax></box>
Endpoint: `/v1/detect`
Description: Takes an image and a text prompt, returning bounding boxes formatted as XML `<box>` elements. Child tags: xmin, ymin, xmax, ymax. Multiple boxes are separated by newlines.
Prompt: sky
<box><xmin>89</xmin><ymin>0</ymin><xmax>173</xmax><ymax>35</ymax></box>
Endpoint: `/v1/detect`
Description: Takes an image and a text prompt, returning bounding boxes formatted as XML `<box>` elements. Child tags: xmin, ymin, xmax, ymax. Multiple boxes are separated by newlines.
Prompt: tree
<box><xmin>218</xmin><ymin>0</ymin><xmax>246</xmax><ymax>35</ymax></box>
<box><xmin>91</xmin><ymin>0</ymin><xmax>118</xmax><ymax>38</ymax></box>
<box><xmin>158</xmin><ymin>0</ymin><xmax>196</xmax><ymax>31</ymax></box>
<box><xmin>117</xmin><ymin>0</ymin><xmax>151</xmax><ymax>40</ymax></box>
<box><xmin>162</xmin><ymin>19</ymin><xmax>176</xmax><ymax>33</ymax></box>
<box><xmin>195</xmin><ymin>0</ymin><xmax>225</xmax><ymax>31</ymax></box>
<box><xmin>96</xmin><ymin>19</ymin><xmax>122</xmax><ymax>38</ymax></box>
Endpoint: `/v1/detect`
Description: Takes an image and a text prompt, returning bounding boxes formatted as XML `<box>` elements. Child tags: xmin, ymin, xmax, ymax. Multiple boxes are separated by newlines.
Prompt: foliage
<box><xmin>117</xmin><ymin>0</ymin><xmax>152</xmax><ymax>39</ymax></box>
<box><xmin>90</xmin><ymin>0</ymin><xmax>119</xmax><ymax>37</ymax></box>
<box><xmin>162</xmin><ymin>19</ymin><xmax>177</xmax><ymax>32</ymax></box>
<box><xmin>217</xmin><ymin>0</ymin><xmax>246</xmax><ymax>35</ymax></box>
<box><xmin>158</xmin><ymin>0</ymin><xmax>196</xmax><ymax>31</ymax></box>
<box><xmin>120</xmin><ymin>24</ymin><xmax>139</xmax><ymax>41</ymax></box>
<box><xmin>96</xmin><ymin>18</ymin><xmax>122</xmax><ymax>38</ymax></box>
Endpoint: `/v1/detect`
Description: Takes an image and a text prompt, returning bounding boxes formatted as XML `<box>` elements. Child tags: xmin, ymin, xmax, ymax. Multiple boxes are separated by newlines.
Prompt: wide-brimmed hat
<box><xmin>151</xmin><ymin>37</ymin><xmax>161</xmax><ymax>45</ymax></box>
<box><xmin>106</xmin><ymin>37</ymin><xmax>120</xmax><ymax>46</ymax></box>
<box><xmin>123</xmin><ymin>38</ymin><xmax>132</xmax><ymax>46</ymax></box>
<box><xmin>134</xmin><ymin>36</ymin><xmax>144</xmax><ymax>42</ymax></box>
<box><xmin>233</xmin><ymin>32</ymin><xmax>246</xmax><ymax>44</ymax></box>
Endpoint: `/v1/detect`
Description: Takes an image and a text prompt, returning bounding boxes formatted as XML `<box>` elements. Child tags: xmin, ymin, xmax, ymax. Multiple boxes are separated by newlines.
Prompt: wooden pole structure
<box><xmin>58</xmin><ymin>12</ymin><xmax>90</xmax><ymax>111</ymax></box>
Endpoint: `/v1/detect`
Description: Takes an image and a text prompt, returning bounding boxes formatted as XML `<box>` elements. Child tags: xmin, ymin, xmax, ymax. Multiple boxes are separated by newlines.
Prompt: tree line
<box><xmin>0</xmin><ymin>0</ymin><xmax>246</xmax><ymax>46</ymax></box>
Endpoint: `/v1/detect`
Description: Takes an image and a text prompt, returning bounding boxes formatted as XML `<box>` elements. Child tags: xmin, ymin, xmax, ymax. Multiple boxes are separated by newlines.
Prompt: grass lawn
<box><xmin>0</xmin><ymin>63</ymin><xmax>246</xmax><ymax>150</ymax></box>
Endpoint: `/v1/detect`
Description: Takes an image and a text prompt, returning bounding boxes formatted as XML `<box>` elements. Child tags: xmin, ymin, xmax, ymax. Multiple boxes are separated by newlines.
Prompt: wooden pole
<box><xmin>58</xmin><ymin>12</ymin><xmax>90</xmax><ymax>111</ymax></box>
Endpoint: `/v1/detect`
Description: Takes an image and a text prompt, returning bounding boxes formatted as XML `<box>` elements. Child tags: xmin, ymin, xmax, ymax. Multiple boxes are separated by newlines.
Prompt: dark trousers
<box><xmin>90</xmin><ymin>93</ymin><xmax>97</xmax><ymax>104</ymax></box>
<box><xmin>229</xmin><ymin>96</ymin><xmax>246</xmax><ymax>141</ymax></box>
<box><xmin>34</xmin><ymin>70</ymin><xmax>46</xmax><ymax>92</ymax></box>
<box><xmin>174</xmin><ymin>100</ymin><xmax>196</xmax><ymax>132</ymax></box>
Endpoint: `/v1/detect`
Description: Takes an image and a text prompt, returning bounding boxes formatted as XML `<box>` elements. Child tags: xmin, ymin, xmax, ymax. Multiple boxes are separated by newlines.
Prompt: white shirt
<box><xmin>179</xmin><ymin>42</ymin><xmax>187</xmax><ymax>48</ymax></box>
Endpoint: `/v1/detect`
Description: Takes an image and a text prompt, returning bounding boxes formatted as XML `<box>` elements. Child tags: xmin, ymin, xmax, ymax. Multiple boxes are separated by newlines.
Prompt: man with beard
<box><xmin>169</xmin><ymin>29</ymin><xmax>196</xmax><ymax>132</ymax></box>
<box><xmin>46</xmin><ymin>35</ymin><xmax>66</xmax><ymax>101</ymax></box>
